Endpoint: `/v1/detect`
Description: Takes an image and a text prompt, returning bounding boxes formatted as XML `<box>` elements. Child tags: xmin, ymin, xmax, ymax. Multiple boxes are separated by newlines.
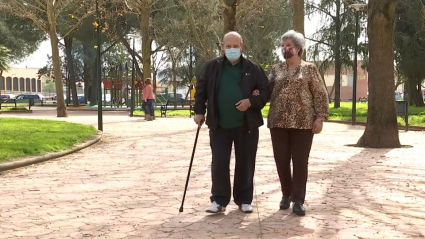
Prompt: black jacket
<box><xmin>194</xmin><ymin>56</ymin><xmax>269</xmax><ymax>131</ymax></box>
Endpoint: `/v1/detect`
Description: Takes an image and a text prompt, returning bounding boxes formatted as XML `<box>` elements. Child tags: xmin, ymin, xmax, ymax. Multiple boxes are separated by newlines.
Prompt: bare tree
<box><xmin>222</xmin><ymin>0</ymin><xmax>238</xmax><ymax>32</ymax></box>
<box><xmin>293</xmin><ymin>0</ymin><xmax>305</xmax><ymax>60</ymax></box>
<box><xmin>356</xmin><ymin>0</ymin><xmax>401</xmax><ymax>148</ymax></box>
<box><xmin>124</xmin><ymin>0</ymin><xmax>172</xmax><ymax>80</ymax></box>
<box><xmin>2</xmin><ymin>0</ymin><xmax>94</xmax><ymax>117</ymax></box>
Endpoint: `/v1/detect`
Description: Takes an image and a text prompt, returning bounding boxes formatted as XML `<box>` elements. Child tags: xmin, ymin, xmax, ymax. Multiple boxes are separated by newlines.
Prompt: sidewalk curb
<box><xmin>0</xmin><ymin>131</ymin><xmax>103</xmax><ymax>172</ymax></box>
<box><xmin>326</xmin><ymin>120</ymin><xmax>425</xmax><ymax>131</ymax></box>
<box><xmin>0</xmin><ymin>110</ymin><xmax>33</xmax><ymax>114</ymax></box>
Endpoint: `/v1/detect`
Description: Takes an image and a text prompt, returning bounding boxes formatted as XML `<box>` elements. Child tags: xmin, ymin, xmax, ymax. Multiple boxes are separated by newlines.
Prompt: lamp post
<box><xmin>96</xmin><ymin>0</ymin><xmax>103</xmax><ymax>131</ymax></box>
<box><xmin>350</xmin><ymin>3</ymin><xmax>367</xmax><ymax>126</ymax></box>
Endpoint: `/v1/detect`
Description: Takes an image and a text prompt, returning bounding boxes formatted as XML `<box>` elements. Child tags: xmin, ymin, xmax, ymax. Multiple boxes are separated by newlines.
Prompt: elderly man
<box><xmin>194</xmin><ymin>31</ymin><xmax>269</xmax><ymax>213</ymax></box>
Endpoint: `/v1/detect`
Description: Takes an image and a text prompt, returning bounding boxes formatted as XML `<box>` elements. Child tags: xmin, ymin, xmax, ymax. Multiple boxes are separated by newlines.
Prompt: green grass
<box><xmin>0</xmin><ymin>118</ymin><xmax>97</xmax><ymax>162</ymax></box>
<box><xmin>326</xmin><ymin>102</ymin><xmax>425</xmax><ymax>126</ymax></box>
<box><xmin>0</xmin><ymin>107</ymin><xmax>28</xmax><ymax>111</ymax></box>
<box><xmin>134</xmin><ymin>102</ymin><xmax>425</xmax><ymax>126</ymax></box>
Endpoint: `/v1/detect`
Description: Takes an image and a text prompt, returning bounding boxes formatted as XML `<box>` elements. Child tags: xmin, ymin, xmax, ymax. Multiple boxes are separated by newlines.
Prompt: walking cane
<box><xmin>179</xmin><ymin>123</ymin><xmax>202</xmax><ymax>212</ymax></box>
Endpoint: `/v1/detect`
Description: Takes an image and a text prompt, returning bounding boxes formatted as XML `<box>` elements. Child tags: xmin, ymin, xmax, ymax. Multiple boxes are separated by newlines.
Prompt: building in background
<box><xmin>0</xmin><ymin>67</ymin><xmax>46</xmax><ymax>95</ymax></box>
<box><xmin>319</xmin><ymin>60</ymin><xmax>368</xmax><ymax>102</ymax></box>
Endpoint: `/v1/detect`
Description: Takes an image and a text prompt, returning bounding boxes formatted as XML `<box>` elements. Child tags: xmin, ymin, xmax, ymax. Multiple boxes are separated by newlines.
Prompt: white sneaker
<box><xmin>239</xmin><ymin>204</ymin><xmax>253</xmax><ymax>213</ymax></box>
<box><xmin>206</xmin><ymin>201</ymin><xmax>226</xmax><ymax>213</ymax></box>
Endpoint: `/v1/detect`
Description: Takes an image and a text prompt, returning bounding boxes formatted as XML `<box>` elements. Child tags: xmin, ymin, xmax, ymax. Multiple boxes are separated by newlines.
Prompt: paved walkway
<box><xmin>1</xmin><ymin>109</ymin><xmax>425</xmax><ymax>239</ymax></box>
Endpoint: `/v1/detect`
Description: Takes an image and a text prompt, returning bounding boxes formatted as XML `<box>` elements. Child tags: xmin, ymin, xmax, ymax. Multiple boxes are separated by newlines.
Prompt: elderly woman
<box><xmin>142</xmin><ymin>78</ymin><xmax>155</xmax><ymax>121</ymax></box>
<box><xmin>257</xmin><ymin>30</ymin><xmax>329</xmax><ymax>215</ymax></box>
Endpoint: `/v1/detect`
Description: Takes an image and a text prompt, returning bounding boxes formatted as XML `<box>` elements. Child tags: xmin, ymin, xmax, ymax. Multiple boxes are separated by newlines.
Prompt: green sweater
<box><xmin>217</xmin><ymin>60</ymin><xmax>245</xmax><ymax>128</ymax></box>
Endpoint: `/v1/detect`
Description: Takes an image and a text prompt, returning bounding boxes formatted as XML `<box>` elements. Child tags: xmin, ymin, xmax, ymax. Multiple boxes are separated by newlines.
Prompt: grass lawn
<box><xmin>134</xmin><ymin>102</ymin><xmax>425</xmax><ymax>126</ymax></box>
<box><xmin>0</xmin><ymin>107</ymin><xmax>28</xmax><ymax>111</ymax></box>
<box><xmin>326</xmin><ymin>102</ymin><xmax>425</xmax><ymax>126</ymax></box>
<box><xmin>0</xmin><ymin>118</ymin><xmax>97</xmax><ymax>162</ymax></box>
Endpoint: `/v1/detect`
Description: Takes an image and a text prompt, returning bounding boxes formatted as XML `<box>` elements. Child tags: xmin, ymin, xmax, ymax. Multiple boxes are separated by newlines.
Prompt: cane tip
<box><xmin>179</xmin><ymin>207</ymin><xmax>183</xmax><ymax>212</ymax></box>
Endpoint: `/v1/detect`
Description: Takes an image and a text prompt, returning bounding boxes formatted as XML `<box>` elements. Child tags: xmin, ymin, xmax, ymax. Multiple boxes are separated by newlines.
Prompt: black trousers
<box><xmin>209</xmin><ymin>125</ymin><xmax>259</xmax><ymax>207</ymax></box>
<box><xmin>270</xmin><ymin>128</ymin><xmax>314</xmax><ymax>204</ymax></box>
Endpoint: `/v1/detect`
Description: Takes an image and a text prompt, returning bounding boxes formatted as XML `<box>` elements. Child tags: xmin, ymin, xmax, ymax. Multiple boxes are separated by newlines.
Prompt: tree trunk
<box><xmin>407</xmin><ymin>76</ymin><xmax>425</xmax><ymax>106</ymax></box>
<box><xmin>0</xmin><ymin>70</ymin><xmax>3</xmax><ymax>97</ymax></box>
<box><xmin>319</xmin><ymin>69</ymin><xmax>331</xmax><ymax>101</ymax></box>
<box><xmin>46</xmin><ymin>0</ymin><xmax>67</xmax><ymax>117</ymax></box>
<box><xmin>292</xmin><ymin>0</ymin><xmax>305</xmax><ymax>60</ymax></box>
<box><xmin>141</xmin><ymin>6</ymin><xmax>151</xmax><ymax>80</ymax></box>
<box><xmin>356</xmin><ymin>0</ymin><xmax>400</xmax><ymax>148</ymax></box>
<box><xmin>333</xmin><ymin>1</ymin><xmax>342</xmax><ymax>108</ymax></box>
<box><xmin>417</xmin><ymin>77</ymin><xmax>425</xmax><ymax>106</ymax></box>
<box><xmin>83</xmin><ymin>58</ymin><xmax>90</xmax><ymax>104</ymax></box>
<box><xmin>49</xmin><ymin>33</ymin><xmax>67</xmax><ymax>117</ymax></box>
<box><xmin>64</xmin><ymin>36</ymin><xmax>79</xmax><ymax>107</ymax></box>
<box><xmin>223</xmin><ymin>0</ymin><xmax>237</xmax><ymax>32</ymax></box>
<box><xmin>121</xmin><ymin>37</ymin><xmax>144</xmax><ymax>77</ymax></box>
<box><xmin>173</xmin><ymin>71</ymin><xmax>177</xmax><ymax>110</ymax></box>
<box><xmin>329</xmin><ymin>82</ymin><xmax>335</xmax><ymax>102</ymax></box>
<box><xmin>152</xmin><ymin>68</ymin><xmax>157</xmax><ymax>93</ymax></box>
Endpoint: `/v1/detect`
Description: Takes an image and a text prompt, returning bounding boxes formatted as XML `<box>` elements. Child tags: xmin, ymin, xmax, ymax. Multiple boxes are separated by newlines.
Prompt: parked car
<box><xmin>52</xmin><ymin>94</ymin><xmax>67</xmax><ymax>101</ymax></box>
<box><xmin>395</xmin><ymin>92</ymin><xmax>402</xmax><ymax>101</ymax></box>
<box><xmin>8</xmin><ymin>94</ymin><xmax>44</xmax><ymax>104</ymax></box>
<box><xmin>167</xmin><ymin>93</ymin><xmax>185</xmax><ymax>104</ymax></box>
<box><xmin>55</xmin><ymin>94</ymin><xmax>86</xmax><ymax>104</ymax></box>
<box><xmin>0</xmin><ymin>94</ymin><xmax>15</xmax><ymax>100</ymax></box>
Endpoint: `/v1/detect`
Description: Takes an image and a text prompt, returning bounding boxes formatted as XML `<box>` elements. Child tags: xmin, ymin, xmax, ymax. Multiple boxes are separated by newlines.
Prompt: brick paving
<box><xmin>1</xmin><ymin>109</ymin><xmax>425</xmax><ymax>239</ymax></box>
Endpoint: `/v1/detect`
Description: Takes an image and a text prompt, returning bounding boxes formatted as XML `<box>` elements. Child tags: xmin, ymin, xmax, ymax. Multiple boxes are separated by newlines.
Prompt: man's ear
<box><xmin>240</xmin><ymin>43</ymin><xmax>244</xmax><ymax>51</ymax></box>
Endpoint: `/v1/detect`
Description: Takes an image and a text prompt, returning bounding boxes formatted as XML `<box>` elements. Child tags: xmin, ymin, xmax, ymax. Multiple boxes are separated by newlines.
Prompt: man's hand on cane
<box><xmin>194</xmin><ymin>114</ymin><xmax>205</xmax><ymax>127</ymax></box>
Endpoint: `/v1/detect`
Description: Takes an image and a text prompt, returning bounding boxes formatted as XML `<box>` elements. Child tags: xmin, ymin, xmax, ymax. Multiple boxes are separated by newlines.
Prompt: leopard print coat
<box><xmin>267</xmin><ymin>61</ymin><xmax>329</xmax><ymax>129</ymax></box>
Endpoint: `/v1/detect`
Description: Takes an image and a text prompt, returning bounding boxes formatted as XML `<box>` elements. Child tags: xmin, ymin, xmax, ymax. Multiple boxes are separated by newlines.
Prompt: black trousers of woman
<box><xmin>270</xmin><ymin>128</ymin><xmax>314</xmax><ymax>204</ymax></box>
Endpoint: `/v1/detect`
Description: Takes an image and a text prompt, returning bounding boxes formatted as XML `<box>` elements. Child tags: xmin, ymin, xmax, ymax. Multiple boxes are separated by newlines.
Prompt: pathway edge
<box><xmin>0</xmin><ymin>131</ymin><xmax>103</xmax><ymax>172</ymax></box>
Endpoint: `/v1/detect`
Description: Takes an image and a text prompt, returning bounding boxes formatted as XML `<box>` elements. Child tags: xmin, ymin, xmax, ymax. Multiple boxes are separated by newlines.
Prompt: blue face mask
<box><xmin>224</xmin><ymin>48</ymin><xmax>241</xmax><ymax>61</ymax></box>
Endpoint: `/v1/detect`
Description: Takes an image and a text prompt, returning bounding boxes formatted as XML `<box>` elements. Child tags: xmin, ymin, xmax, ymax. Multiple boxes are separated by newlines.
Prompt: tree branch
<box><xmin>120</xmin><ymin>36</ymin><xmax>144</xmax><ymax>63</ymax></box>
<box><xmin>306</xmin><ymin>3</ymin><xmax>336</xmax><ymax>20</ymax></box>
<box><xmin>59</xmin><ymin>10</ymin><xmax>96</xmax><ymax>40</ymax></box>
<box><xmin>151</xmin><ymin>45</ymin><xmax>165</xmax><ymax>54</ymax></box>
<box><xmin>306</xmin><ymin>37</ymin><xmax>332</xmax><ymax>47</ymax></box>
<box><xmin>101</xmin><ymin>39</ymin><xmax>121</xmax><ymax>55</ymax></box>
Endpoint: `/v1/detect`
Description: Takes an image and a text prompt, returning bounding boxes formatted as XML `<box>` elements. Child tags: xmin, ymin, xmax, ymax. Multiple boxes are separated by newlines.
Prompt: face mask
<box><xmin>225</xmin><ymin>48</ymin><xmax>241</xmax><ymax>61</ymax></box>
<box><xmin>282</xmin><ymin>47</ymin><xmax>296</xmax><ymax>59</ymax></box>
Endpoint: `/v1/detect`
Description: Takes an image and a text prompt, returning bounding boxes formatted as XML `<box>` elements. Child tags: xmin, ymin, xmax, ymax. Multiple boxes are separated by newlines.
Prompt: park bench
<box><xmin>396</xmin><ymin>100</ymin><xmax>408</xmax><ymax>132</ymax></box>
<box><xmin>160</xmin><ymin>99</ymin><xmax>170</xmax><ymax>117</ymax></box>
<box><xmin>160</xmin><ymin>100</ymin><xmax>195</xmax><ymax>118</ymax></box>
<box><xmin>0</xmin><ymin>98</ymin><xmax>35</xmax><ymax>110</ymax></box>
<box><xmin>359</xmin><ymin>97</ymin><xmax>368</xmax><ymax>103</ymax></box>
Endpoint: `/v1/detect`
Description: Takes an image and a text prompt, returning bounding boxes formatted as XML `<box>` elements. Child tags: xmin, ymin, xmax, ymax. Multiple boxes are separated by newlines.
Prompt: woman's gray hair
<box><xmin>281</xmin><ymin>30</ymin><xmax>306</xmax><ymax>57</ymax></box>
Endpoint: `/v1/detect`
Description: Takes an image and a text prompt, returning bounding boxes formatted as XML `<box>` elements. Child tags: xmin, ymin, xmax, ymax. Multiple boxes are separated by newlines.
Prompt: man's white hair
<box><xmin>222</xmin><ymin>31</ymin><xmax>244</xmax><ymax>44</ymax></box>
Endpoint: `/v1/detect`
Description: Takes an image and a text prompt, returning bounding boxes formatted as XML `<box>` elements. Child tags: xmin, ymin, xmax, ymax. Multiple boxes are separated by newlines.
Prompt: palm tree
<box><xmin>0</xmin><ymin>45</ymin><xmax>11</xmax><ymax>97</ymax></box>
<box><xmin>0</xmin><ymin>45</ymin><xmax>10</xmax><ymax>75</ymax></box>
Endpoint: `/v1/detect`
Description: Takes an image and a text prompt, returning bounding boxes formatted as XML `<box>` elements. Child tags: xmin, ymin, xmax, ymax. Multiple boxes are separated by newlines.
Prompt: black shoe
<box><xmin>279</xmin><ymin>197</ymin><xmax>291</xmax><ymax>210</ymax></box>
<box><xmin>292</xmin><ymin>202</ymin><xmax>305</xmax><ymax>216</ymax></box>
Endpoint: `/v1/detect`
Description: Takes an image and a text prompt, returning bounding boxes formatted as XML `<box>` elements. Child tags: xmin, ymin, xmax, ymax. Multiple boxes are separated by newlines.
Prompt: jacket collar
<box><xmin>217</xmin><ymin>55</ymin><xmax>249</xmax><ymax>71</ymax></box>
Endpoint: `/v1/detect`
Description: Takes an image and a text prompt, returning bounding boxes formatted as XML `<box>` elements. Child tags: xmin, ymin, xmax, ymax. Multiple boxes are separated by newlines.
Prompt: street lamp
<box><xmin>96</xmin><ymin>0</ymin><xmax>103</xmax><ymax>131</ymax></box>
<box><xmin>349</xmin><ymin>3</ymin><xmax>367</xmax><ymax>125</ymax></box>
<box><xmin>127</xmin><ymin>34</ymin><xmax>141</xmax><ymax>117</ymax></box>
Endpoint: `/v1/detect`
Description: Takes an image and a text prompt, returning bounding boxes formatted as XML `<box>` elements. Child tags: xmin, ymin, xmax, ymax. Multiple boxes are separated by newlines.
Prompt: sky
<box><xmin>11</xmin><ymin>14</ymin><xmax>321</xmax><ymax>69</ymax></box>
